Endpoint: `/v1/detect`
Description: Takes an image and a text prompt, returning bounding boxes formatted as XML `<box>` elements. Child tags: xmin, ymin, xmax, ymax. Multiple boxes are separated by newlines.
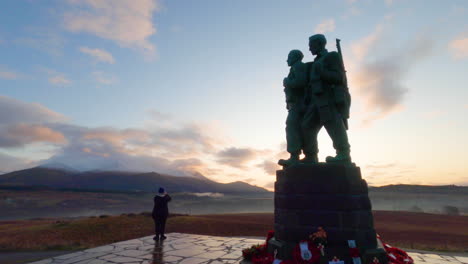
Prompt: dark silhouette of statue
<box><xmin>152</xmin><ymin>187</ymin><xmax>171</xmax><ymax>241</ymax></box>
<box><xmin>278</xmin><ymin>50</ymin><xmax>308</xmax><ymax>167</ymax></box>
<box><xmin>279</xmin><ymin>34</ymin><xmax>352</xmax><ymax>166</ymax></box>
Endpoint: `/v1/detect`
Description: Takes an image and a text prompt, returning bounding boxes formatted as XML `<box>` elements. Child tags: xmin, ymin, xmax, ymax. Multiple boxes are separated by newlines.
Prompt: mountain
<box><xmin>0</xmin><ymin>167</ymin><xmax>76</xmax><ymax>188</ymax></box>
<box><xmin>38</xmin><ymin>162</ymin><xmax>78</xmax><ymax>172</ymax></box>
<box><xmin>0</xmin><ymin>167</ymin><xmax>269</xmax><ymax>194</ymax></box>
<box><xmin>369</xmin><ymin>184</ymin><xmax>468</xmax><ymax>195</ymax></box>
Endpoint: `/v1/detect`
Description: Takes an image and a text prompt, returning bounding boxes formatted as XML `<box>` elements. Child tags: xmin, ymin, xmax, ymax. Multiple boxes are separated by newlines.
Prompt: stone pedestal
<box><xmin>268</xmin><ymin>163</ymin><xmax>388</xmax><ymax>263</ymax></box>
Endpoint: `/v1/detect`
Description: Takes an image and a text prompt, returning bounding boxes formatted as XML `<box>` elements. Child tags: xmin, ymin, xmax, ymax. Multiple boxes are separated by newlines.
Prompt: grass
<box><xmin>0</xmin><ymin>211</ymin><xmax>466</xmax><ymax>253</ymax></box>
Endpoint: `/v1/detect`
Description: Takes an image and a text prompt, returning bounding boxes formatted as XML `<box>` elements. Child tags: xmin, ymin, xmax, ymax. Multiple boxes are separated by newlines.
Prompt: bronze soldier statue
<box><xmin>301</xmin><ymin>34</ymin><xmax>351</xmax><ymax>164</ymax></box>
<box><xmin>278</xmin><ymin>35</ymin><xmax>352</xmax><ymax>167</ymax></box>
<box><xmin>278</xmin><ymin>50</ymin><xmax>308</xmax><ymax>167</ymax></box>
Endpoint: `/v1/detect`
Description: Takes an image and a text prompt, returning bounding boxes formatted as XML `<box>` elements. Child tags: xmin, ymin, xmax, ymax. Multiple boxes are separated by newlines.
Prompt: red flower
<box><xmin>376</xmin><ymin>234</ymin><xmax>414</xmax><ymax>264</ymax></box>
<box><xmin>242</xmin><ymin>243</ymin><xmax>269</xmax><ymax>261</ymax></box>
<box><xmin>252</xmin><ymin>254</ymin><xmax>274</xmax><ymax>264</ymax></box>
<box><xmin>266</xmin><ymin>230</ymin><xmax>275</xmax><ymax>243</ymax></box>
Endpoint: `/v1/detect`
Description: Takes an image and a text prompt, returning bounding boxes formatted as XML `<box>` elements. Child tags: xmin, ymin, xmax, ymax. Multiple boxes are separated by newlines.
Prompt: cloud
<box><xmin>217</xmin><ymin>147</ymin><xmax>258</xmax><ymax>169</ymax></box>
<box><xmin>49</xmin><ymin>75</ymin><xmax>71</xmax><ymax>86</ymax></box>
<box><xmin>42</xmin><ymin>122</ymin><xmax>217</xmax><ymax>177</ymax></box>
<box><xmin>79</xmin><ymin>47</ymin><xmax>115</xmax><ymax>63</ymax></box>
<box><xmin>422</xmin><ymin>110</ymin><xmax>445</xmax><ymax>119</ymax></box>
<box><xmin>258</xmin><ymin>160</ymin><xmax>279</xmax><ymax>175</ymax></box>
<box><xmin>0</xmin><ymin>96</ymin><xmax>66</xmax><ymax>125</ymax></box>
<box><xmin>0</xmin><ymin>66</ymin><xmax>23</xmax><ymax>80</ymax></box>
<box><xmin>342</xmin><ymin>6</ymin><xmax>362</xmax><ymax>20</ymax></box>
<box><xmin>351</xmin><ymin>24</ymin><xmax>384</xmax><ymax>61</ymax></box>
<box><xmin>365</xmin><ymin>162</ymin><xmax>396</xmax><ymax>169</ymax></box>
<box><xmin>314</xmin><ymin>19</ymin><xmax>335</xmax><ymax>34</ymax></box>
<box><xmin>40</xmin><ymin>68</ymin><xmax>72</xmax><ymax>86</ymax></box>
<box><xmin>0</xmin><ymin>96</ymin><xmax>270</xmax><ymax>181</ymax></box>
<box><xmin>363</xmin><ymin>162</ymin><xmax>416</xmax><ymax>186</ymax></box>
<box><xmin>449</xmin><ymin>35</ymin><xmax>468</xmax><ymax>59</ymax></box>
<box><xmin>0</xmin><ymin>152</ymin><xmax>37</xmax><ymax>174</ymax></box>
<box><xmin>148</xmin><ymin>122</ymin><xmax>224</xmax><ymax>158</ymax></box>
<box><xmin>30</xmin><ymin>110</ymin><xmax>227</xmax><ymax>177</ymax></box>
<box><xmin>92</xmin><ymin>71</ymin><xmax>116</xmax><ymax>85</ymax></box>
<box><xmin>148</xmin><ymin>110</ymin><xmax>173</xmax><ymax>123</ymax></box>
<box><xmin>0</xmin><ymin>71</ymin><xmax>19</xmax><ymax>80</ymax></box>
<box><xmin>263</xmin><ymin>181</ymin><xmax>275</xmax><ymax>190</ymax></box>
<box><xmin>0</xmin><ymin>124</ymin><xmax>66</xmax><ymax>148</ymax></box>
<box><xmin>44</xmin><ymin>136</ymin><xmax>174</xmax><ymax>173</ymax></box>
<box><xmin>64</xmin><ymin>0</ymin><xmax>159</xmax><ymax>54</ymax></box>
<box><xmin>450</xmin><ymin>5</ymin><xmax>467</xmax><ymax>16</ymax></box>
<box><xmin>191</xmin><ymin>192</ymin><xmax>224</xmax><ymax>198</ymax></box>
<box><xmin>349</xmin><ymin>23</ymin><xmax>434</xmax><ymax>125</ymax></box>
<box><xmin>0</xmin><ymin>96</ymin><xmax>67</xmax><ymax>148</ymax></box>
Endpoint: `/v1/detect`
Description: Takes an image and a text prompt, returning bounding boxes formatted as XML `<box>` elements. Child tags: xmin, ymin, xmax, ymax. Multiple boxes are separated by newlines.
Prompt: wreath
<box><xmin>241</xmin><ymin>229</ymin><xmax>414</xmax><ymax>264</ymax></box>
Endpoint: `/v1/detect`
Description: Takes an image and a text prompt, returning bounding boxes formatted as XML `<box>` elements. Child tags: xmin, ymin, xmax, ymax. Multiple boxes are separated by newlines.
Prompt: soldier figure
<box><xmin>278</xmin><ymin>50</ymin><xmax>308</xmax><ymax>167</ymax></box>
<box><xmin>301</xmin><ymin>34</ymin><xmax>351</xmax><ymax>164</ymax></box>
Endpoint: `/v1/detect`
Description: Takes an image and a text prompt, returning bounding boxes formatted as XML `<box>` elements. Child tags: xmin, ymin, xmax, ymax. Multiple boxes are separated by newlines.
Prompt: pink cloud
<box><xmin>217</xmin><ymin>147</ymin><xmax>259</xmax><ymax>169</ymax></box>
<box><xmin>79</xmin><ymin>47</ymin><xmax>115</xmax><ymax>64</ymax></box>
<box><xmin>0</xmin><ymin>124</ymin><xmax>66</xmax><ymax>148</ymax></box>
<box><xmin>0</xmin><ymin>71</ymin><xmax>19</xmax><ymax>80</ymax></box>
<box><xmin>64</xmin><ymin>0</ymin><xmax>158</xmax><ymax>54</ymax></box>
<box><xmin>314</xmin><ymin>19</ymin><xmax>335</xmax><ymax>34</ymax></box>
<box><xmin>348</xmin><ymin>22</ymin><xmax>434</xmax><ymax>125</ymax></box>
<box><xmin>258</xmin><ymin>160</ymin><xmax>279</xmax><ymax>175</ymax></box>
<box><xmin>449</xmin><ymin>35</ymin><xmax>468</xmax><ymax>59</ymax></box>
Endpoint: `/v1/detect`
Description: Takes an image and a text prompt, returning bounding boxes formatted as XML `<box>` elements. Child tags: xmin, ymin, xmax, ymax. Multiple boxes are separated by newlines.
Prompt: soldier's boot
<box><xmin>326</xmin><ymin>150</ymin><xmax>351</xmax><ymax>163</ymax></box>
<box><xmin>301</xmin><ymin>153</ymin><xmax>318</xmax><ymax>164</ymax></box>
<box><xmin>278</xmin><ymin>153</ymin><xmax>300</xmax><ymax>167</ymax></box>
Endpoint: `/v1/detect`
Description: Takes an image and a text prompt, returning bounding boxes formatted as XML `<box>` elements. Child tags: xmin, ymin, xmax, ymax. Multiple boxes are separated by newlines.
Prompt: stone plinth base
<box><xmin>268</xmin><ymin>163</ymin><xmax>388</xmax><ymax>263</ymax></box>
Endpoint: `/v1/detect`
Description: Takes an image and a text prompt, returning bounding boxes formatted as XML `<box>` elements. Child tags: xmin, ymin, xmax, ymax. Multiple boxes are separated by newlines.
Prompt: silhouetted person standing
<box><xmin>152</xmin><ymin>187</ymin><xmax>171</xmax><ymax>241</ymax></box>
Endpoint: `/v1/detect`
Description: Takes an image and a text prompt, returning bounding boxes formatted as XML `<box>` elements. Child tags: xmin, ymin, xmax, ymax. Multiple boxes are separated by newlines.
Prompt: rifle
<box><xmin>336</xmin><ymin>39</ymin><xmax>350</xmax><ymax>130</ymax></box>
<box><xmin>336</xmin><ymin>39</ymin><xmax>348</xmax><ymax>88</ymax></box>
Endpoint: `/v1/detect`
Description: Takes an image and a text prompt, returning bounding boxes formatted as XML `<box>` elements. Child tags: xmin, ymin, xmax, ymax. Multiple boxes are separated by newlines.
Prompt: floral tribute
<box><xmin>241</xmin><ymin>229</ymin><xmax>413</xmax><ymax>264</ymax></box>
<box><xmin>242</xmin><ymin>228</ymin><xmax>326</xmax><ymax>264</ymax></box>
<box><xmin>242</xmin><ymin>230</ymin><xmax>276</xmax><ymax>264</ymax></box>
<box><xmin>377</xmin><ymin>235</ymin><xmax>414</xmax><ymax>264</ymax></box>
<box><xmin>309</xmin><ymin>227</ymin><xmax>327</xmax><ymax>256</ymax></box>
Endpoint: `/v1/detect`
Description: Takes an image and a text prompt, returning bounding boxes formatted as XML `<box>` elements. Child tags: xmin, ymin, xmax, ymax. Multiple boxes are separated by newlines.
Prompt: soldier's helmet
<box><xmin>288</xmin><ymin>49</ymin><xmax>304</xmax><ymax>62</ymax></box>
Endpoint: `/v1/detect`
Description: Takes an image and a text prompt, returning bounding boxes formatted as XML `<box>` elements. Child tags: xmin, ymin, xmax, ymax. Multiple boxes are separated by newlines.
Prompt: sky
<box><xmin>0</xmin><ymin>0</ymin><xmax>467</xmax><ymax>190</ymax></box>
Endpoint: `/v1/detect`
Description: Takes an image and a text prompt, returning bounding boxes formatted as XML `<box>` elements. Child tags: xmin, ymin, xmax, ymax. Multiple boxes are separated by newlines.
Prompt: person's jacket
<box><xmin>152</xmin><ymin>194</ymin><xmax>171</xmax><ymax>218</ymax></box>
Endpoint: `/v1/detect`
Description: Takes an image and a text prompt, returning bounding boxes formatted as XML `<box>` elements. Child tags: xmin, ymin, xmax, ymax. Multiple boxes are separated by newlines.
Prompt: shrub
<box><xmin>410</xmin><ymin>205</ymin><xmax>423</xmax><ymax>212</ymax></box>
<box><xmin>139</xmin><ymin>212</ymin><xmax>152</xmax><ymax>217</ymax></box>
<box><xmin>442</xmin><ymin>205</ymin><xmax>460</xmax><ymax>215</ymax></box>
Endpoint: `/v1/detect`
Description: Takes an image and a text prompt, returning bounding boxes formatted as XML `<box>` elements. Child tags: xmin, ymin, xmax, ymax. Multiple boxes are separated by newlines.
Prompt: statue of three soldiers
<box><xmin>278</xmin><ymin>34</ymin><xmax>352</xmax><ymax>167</ymax></box>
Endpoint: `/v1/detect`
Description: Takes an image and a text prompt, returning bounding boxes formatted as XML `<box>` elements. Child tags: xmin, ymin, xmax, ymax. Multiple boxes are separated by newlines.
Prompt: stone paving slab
<box><xmin>27</xmin><ymin>233</ymin><xmax>467</xmax><ymax>264</ymax></box>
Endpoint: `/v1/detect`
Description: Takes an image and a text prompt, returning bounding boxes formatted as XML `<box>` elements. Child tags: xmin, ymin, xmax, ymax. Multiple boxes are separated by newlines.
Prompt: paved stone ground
<box><xmin>27</xmin><ymin>233</ymin><xmax>468</xmax><ymax>264</ymax></box>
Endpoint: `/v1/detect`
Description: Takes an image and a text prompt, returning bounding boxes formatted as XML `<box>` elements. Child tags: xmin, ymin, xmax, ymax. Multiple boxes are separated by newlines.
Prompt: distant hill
<box><xmin>0</xmin><ymin>167</ymin><xmax>269</xmax><ymax>194</ymax></box>
<box><xmin>369</xmin><ymin>184</ymin><xmax>468</xmax><ymax>195</ymax></box>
